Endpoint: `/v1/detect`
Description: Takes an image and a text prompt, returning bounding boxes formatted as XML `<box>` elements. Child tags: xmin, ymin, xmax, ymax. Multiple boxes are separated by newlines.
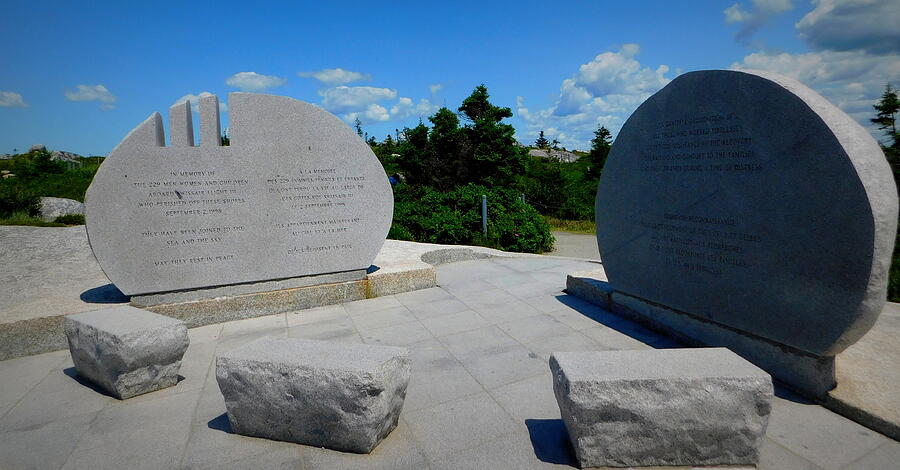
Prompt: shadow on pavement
<box><xmin>80</xmin><ymin>284</ymin><xmax>130</xmax><ymax>304</ymax></box>
<box><xmin>63</xmin><ymin>366</ymin><xmax>117</xmax><ymax>398</ymax></box>
<box><xmin>553</xmin><ymin>294</ymin><xmax>684</xmax><ymax>349</ymax></box>
<box><xmin>64</xmin><ymin>367</ymin><xmax>186</xmax><ymax>399</ymax></box>
<box><xmin>525</xmin><ymin>418</ymin><xmax>577</xmax><ymax>467</ymax></box>
<box><xmin>208</xmin><ymin>412</ymin><xmax>233</xmax><ymax>433</ymax></box>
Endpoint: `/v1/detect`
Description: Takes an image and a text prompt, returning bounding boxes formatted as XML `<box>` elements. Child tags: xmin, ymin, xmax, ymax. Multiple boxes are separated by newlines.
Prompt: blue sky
<box><xmin>1</xmin><ymin>0</ymin><xmax>898</xmax><ymax>155</ymax></box>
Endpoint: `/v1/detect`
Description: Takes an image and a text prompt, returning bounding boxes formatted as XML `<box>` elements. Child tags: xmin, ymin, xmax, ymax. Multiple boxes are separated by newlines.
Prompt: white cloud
<box><xmin>429</xmin><ymin>83</ymin><xmax>444</xmax><ymax>94</ymax></box>
<box><xmin>797</xmin><ymin>0</ymin><xmax>900</xmax><ymax>55</ymax></box>
<box><xmin>320</xmin><ymin>86</ymin><xmax>397</xmax><ymax>115</ymax></box>
<box><xmin>731</xmin><ymin>49</ymin><xmax>900</xmax><ymax>142</ymax></box>
<box><xmin>724</xmin><ymin>0</ymin><xmax>900</xmax><ymax>145</ymax></box>
<box><xmin>390</xmin><ymin>97</ymin><xmax>439</xmax><ymax>121</ymax></box>
<box><xmin>173</xmin><ymin>91</ymin><xmax>229</xmax><ymax>114</ymax></box>
<box><xmin>298</xmin><ymin>68</ymin><xmax>371</xmax><ymax>85</ymax></box>
<box><xmin>64</xmin><ymin>84</ymin><xmax>116</xmax><ymax>110</ymax></box>
<box><xmin>724</xmin><ymin>0</ymin><xmax>794</xmax><ymax>43</ymax></box>
<box><xmin>0</xmin><ymin>91</ymin><xmax>27</xmax><ymax>108</ymax></box>
<box><xmin>318</xmin><ymin>86</ymin><xmax>439</xmax><ymax>125</ymax></box>
<box><xmin>516</xmin><ymin>44</ymin><xmax>673</xmax><ymax>150</ymax></box>
<box><xmin>225</xmin><ymin>72</ymin><xmax>287</xmax><ymax>91</ymax></box>
<box><xmin>364</xmin><ymin>104</ymin><xmax>390</xmax><ymax>122</ymax></box>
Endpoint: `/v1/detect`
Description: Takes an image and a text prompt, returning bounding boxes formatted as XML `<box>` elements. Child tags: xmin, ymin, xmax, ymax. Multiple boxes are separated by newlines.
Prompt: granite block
<box><xmin>550</xmin><ymin>348</ymin><xmax>772</xmax><ymax>468</ymax></box>
<box><xmin>215</xmin><ymin>336</ymin><xmax>410</xmax><ymax>453</ymax></box>
<box><xmin>64</xmin><ymin>306</ymin><xmax>189</xmax><ymax>399</ymax></box>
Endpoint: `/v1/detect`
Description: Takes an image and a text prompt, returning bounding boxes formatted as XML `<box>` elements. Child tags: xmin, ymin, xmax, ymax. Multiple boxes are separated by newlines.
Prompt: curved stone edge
<box><xmin>86</xmin><ymin>93</ymin><xmax>393</xmax><ymax>296</ymax></box>
<box><xmin>595</xmin><ymin>69</ymin><xmax>898</xmax><ymax>356</ymax></box>
<box><xmin>739</xmin><ymin>69</ymin><xmax>899</xmax><ymax>353</ymax></box>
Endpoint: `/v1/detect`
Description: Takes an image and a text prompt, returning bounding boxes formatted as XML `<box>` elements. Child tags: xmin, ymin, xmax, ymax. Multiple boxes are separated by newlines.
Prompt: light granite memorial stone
<box><xmin>593</xmin><ymin>69</ymin><xmax>898</xmax><ymax>395</ymax></box>
<box><xmin>550</xmin><ymin>348</ymin><xmax>772</xmax><ymax>468</ymax></box>
<box><xmin>215</xmin><ymin>336</ymin><xmax>410</xmax><ymax>453</ymax></box>
<box><xmin>64</xmin><ymin>306</ymin><xmax>189</xmax><ymax>399</ymax></box>
<box><xmin>85</xmin><ymin>93</ymin><xmax>393</xmax><ymax>296</ymax></box>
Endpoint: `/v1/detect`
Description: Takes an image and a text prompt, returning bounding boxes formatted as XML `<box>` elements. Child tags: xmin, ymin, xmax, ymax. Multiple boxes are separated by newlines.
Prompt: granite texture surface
<box><xmin>38</xmin><ymin>197</ymin><xmax>84</xmax><ymax>222</ymax></box>
<box><xmin>85</xmin><ymin>92</ymin><xmax>393</xmax><ymax>295</ymax></box>
<box><xmin>567</xmin><ymin>271</ymin><xmax>838</xmax><ymax>397</ymax></box>
<box><xmin>216</xmin><ymin>336</ymin><xmax>410</xmax><ymax>453</ymax></box>
<box><xmin>550</xmin><ymin>348</ymin><xmax>773</xmax><ymax>468</ymax></box>
<box><xmin>595</xmin><ymin>69</ymin><xmax>898</xmax><ymax>357</ymax></box>
<box><xmin>64</xmin><ymin>306</ymin><xmax>189</xmax><ymax>399</ymax></box>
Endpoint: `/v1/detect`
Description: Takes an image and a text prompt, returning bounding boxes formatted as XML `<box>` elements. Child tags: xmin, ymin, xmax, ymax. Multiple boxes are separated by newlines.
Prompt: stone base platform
<box><xmin>566</xmin><ymin>270</ymin><xmax>900</xmax><ymax>442</ymax></box>
<box><xmin>145</xmin><ymin>263</ymin><xmax>436</xmax><ymax>330</ymax></box>
<box><xmin>0</xmin><ymin>224</ymin><xmax>524</xmax><ymax>361</ymax></box>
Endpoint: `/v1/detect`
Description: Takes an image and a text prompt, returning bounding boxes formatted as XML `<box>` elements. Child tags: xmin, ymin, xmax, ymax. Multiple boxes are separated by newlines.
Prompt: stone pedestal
<box><xmin>550</xmin><ymin>348</ymin><xmax>772</xmax><ymax>468</ymax></box>
<box><xmin>64</xmin><ymin>306</ymin><xmax>189</xmax><ymax>399</ymax></box>
<box><xmin>216</xmin><ymin>336</ymin><xmax>410</xmax><ymax>453</ymax></box>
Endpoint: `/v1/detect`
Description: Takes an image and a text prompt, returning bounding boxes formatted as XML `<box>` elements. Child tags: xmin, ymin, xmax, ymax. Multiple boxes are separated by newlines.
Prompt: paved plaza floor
<box><xmin>0</xmin><ymin>257</ymin><xmax>897</xmax><ymax>469</ymax></box>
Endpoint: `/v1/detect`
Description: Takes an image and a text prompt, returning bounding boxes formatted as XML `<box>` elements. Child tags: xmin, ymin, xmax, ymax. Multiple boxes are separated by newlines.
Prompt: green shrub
<box><xmin>53</xmin><ymin>213</ymin><xmax>85</xmax><ymax>225</ymax></box>
<box><xmin>0</xmin><ymin>182</ymin><xmax>40</xmax><ymax>217</ymax></box>
<box><xmin>390</xmin><ymin>183</ymin><xmax>554</xmax><ymax>253</ymax></box>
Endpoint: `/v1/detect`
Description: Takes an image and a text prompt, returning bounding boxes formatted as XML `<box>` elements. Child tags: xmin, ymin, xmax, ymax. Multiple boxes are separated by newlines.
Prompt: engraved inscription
<box><xmin>639</xmin><ymin>113</ymin><xmax>762</xmax><ymax>173</ymax></box>
<box><xmin>133</xmin><ymin>165</ymin><xmax>366</xmax><ymax>266</ymax></box>
<box><xmin>642</xmin><ymin>212</ymin><xmax>762</xmax><ymax>275</ymax></box>
<box><xmin>265</xmin><ymin>167</ymin><xmax>365</xmax><ymax>255</ymax></box>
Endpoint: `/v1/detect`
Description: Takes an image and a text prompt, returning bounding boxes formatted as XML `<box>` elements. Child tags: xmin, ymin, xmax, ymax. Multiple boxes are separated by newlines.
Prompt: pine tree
<box><xmin>457</xmin><ymin>85</ymin><xmax>524</xmax><ymax>187</ymax></box>
<box><xmin>588</xmin><ymin>126</ymin><xmax>612</xmax><ymax>178</ymax></box>
<box><xmin>872</xmin><ymin>84</ymin><xmax>899</xmax><ymax>149</ymax></box>
<box><xmin>354</xmin><ymin>117</ymin><xmax>364</xmax><ymax>138</ymax></box>
<box><xmin>534</xmin><ymin>130</ymin><xmax>549</xmax><ymax>149</ymax></box>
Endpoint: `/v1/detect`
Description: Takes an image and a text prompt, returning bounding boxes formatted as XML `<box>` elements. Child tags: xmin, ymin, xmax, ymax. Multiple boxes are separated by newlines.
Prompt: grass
<box><xmin>0</xmin><ymin>212</ymin><xmax>67</xmax><ymax>227</ymax></box>
<box><xmin>543</xmin><ymin>216</ymin><xmax>596</xmax><ymax>234</ymax></box>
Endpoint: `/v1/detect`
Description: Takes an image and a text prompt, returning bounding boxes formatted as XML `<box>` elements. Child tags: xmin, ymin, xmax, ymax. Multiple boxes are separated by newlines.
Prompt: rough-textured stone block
<box><xmin>39</xmin><ymin>197</ymin><xmax>84</xmax><ymax>222</ymax></box>
<box><xmin>64</xmin><ymin>306</ymin><xmax>189</xmax><ymax>399</ymax></box>
<box><xmin>550</xmin><ymin>348</ymin><xmax>772</xmax><ymax>468</ymax></box>
<box><xmin>216</xmin><ymin>336</ymin><xmax>410</xmax><ymax>453</ymax></box>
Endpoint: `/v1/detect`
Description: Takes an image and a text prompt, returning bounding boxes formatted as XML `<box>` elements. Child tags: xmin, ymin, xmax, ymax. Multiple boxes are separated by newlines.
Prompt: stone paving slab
<box><xmin>826</xmin><ymin>302</ymin><xmax>900</xmax><ymax>440</ymax></box>
<box><xmin>0</xmin><ymin>257</ymin><xmax>896</xmax><ymax>469</ymax></box>
<box><xmin>0</xmin><ymin>225</ymin><xmax>555</xmax><ymax>361</ymax></box>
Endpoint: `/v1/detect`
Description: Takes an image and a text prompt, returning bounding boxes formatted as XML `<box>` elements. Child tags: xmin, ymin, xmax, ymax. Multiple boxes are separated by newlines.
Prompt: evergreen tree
<box><xmin>374</xmin><ymin>85</ymin><xmax>534</xmax><ymax>191</ymax></box>
<box><xmin>534</xmin><ymin>130</ymin><xmax>549</xmax><ymax>149</ymax></box>
<box><xmin>353</xmin><ymin>117</ymin><xmax>364</xmax><ymax>138</ymax></box>
<box><xmin>398</xmin><ymin>122</ymin><xmax>430</xmax><ymax>184</ymax></box>
<box><xmin>872</xmin><ymin>84</ymin><xmax>899</xmax><ymax>149</ymax></box>
<box><xmin>588</xmin><ymin>126</ymin><xmax>612</xmax><ymax>178</ymax></box>
<box><xmin>428</xmin><ymin>107</ymin><xmax>466</xmax><ymax>188</ymax></box>
<box><xmin>457</xmin><ymin>85</ymin><xmax>525</xmax><ymax>187</ymax></box>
